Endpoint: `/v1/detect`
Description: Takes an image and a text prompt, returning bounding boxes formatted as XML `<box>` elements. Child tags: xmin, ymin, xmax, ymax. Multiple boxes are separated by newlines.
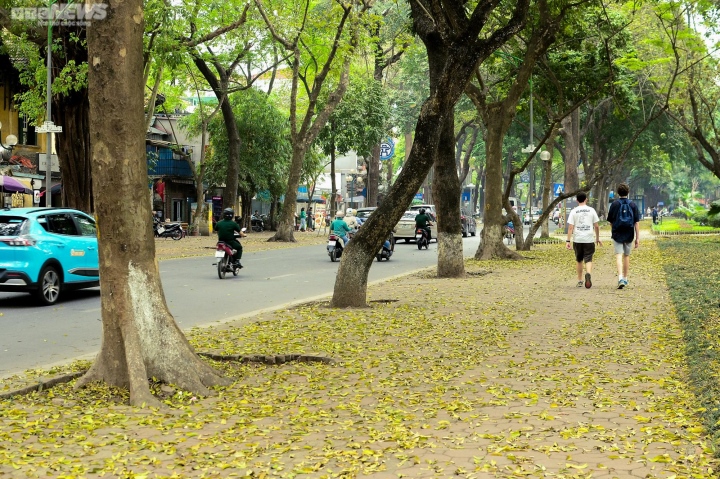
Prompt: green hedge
<box><xmin>658</xmin><ymin>236</ymin><xmax>720</xmax><ymax>452</ymax></box>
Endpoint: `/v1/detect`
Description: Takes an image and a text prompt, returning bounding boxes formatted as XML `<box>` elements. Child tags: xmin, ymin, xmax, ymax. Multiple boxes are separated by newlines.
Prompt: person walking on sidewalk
<box><xmin>566</xmin><ymin>192</ymin><xmax>602</xmax><ymax>288</ymax></box>
<box><xmin>607</xmin><ymin>183</ymin><xmax>640</xmax><ymax>289</ymax></box>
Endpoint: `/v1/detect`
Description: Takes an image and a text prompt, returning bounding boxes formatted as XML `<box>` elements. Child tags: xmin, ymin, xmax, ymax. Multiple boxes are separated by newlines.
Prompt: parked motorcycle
<box><xmin>504</xmin><ymin>225</ymin><xmax>515</xmax><ymax>244</ymax></box>
<box><xmin>153</xmin><ymin>217</ymin><xmax>183</xmax><ymax>240</ymax></box>
<box><xmin>376</xmin><ymin>233</ymin><xmax>394</xmax><ymax>261</ymax></box>
<box><xmin>214</xmin><ymin>228</ymin><xmax>246</xmax><ymax>279</ymax></box>
<box><xmin>251</xmin><ymin>214</ymin><xmax>265</xmax><ymax>232</ymax></box>
<box><xmin>415</xmin><ymin>227</ymin><xmax>431</xmax><ymax>250</ymax></box>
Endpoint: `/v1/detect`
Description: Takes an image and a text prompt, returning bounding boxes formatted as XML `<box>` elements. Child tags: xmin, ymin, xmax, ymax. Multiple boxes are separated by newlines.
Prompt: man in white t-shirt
<box><xmin>566</xmin><ymin>192</ymin><xmax>602</xmax><ymax>288</ymax></box>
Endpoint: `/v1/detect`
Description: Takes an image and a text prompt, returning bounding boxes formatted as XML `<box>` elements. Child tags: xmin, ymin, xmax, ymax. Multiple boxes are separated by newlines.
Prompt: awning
<box><xmin>0</xmin><ymin>175</ymin><xmax>32</xmax><ymax>193</ymax></box>
<box><xmin>296</xmin><ymin>193</ymin><xmax>326</xmax><ymax>204</ymax></box>
<box><xmin>13</xmin><ymin>177</ymin><xmax>33</xmax><ymax>189</ymax></box>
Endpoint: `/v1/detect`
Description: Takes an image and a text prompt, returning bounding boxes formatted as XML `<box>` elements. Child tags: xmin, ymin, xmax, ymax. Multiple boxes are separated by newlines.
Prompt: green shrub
<box><xmin>692</xmin><ymin>211</ymin><xmax>708</xmax><ymax>224</ymax></box>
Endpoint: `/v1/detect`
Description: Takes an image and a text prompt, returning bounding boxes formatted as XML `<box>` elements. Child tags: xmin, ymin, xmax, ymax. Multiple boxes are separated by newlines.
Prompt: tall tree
<box><xmin>331</xmin><ymin>0</ymin><xmax>531</xmax><ymax>307</ymax></box>
<box><xmin>316</xmin><ymin>77</ymin><xmax>390</xmax><ymax>216</ymax></box>
<box><xmin>256</xmin><ymin>0</ymin><xmax>371</xmax><ymax>242</ymax></box>
<box><xmin>364</xmin><ymin>0</ymin><xmax>413</xmax><ymax>207</ymax></box>
<box><xmin>78</xmin><ymin>0</ymin><xmax>229</xmax><ymax>406</ymax></box>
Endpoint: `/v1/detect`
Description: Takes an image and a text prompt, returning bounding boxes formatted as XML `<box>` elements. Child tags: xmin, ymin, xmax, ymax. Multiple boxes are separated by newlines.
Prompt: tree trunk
<box><xmin>220</xmin><ymin>97</ymin><xmax>241</xmax><ymax>212</ymax></box>
<box><xmin>191</xmin><ymin>57</ymin><xmax>240</xmax><ymax>212</ymax></box>
<box><xmin>475</xmin><ymin>107</ymin><xmax>523</xmax><ymax>260</ymax></box>
<box><xmin>54</xmin><ymin>90</ymin><xmax>93</xmax><ymax>212</ymax></box>
<box><xmin>240</xmin><ymin>189</ymin><xmax>252</xmax><ymax>229</ymax></box>
<box><xmin>78</xmin><ymin>0</ymin><xmax>229</xmax><ymax>407</ymax></box>
<box><xmin>330</xmin><ymin>0</ymin><xmax>530</xmax><ymax>307</ymax></box>
<box><xmin>367</xmin><ymin>144</ymin><xmax>380</xmax><ymax>207</ymax></box>
<box><xmin>561</xmin><ymin>107</ymin><xmax>580</xmax><ymax>193</ymax></box>
<box><xmin>433</xmin><ymin>114</ymin><xmax>464</xmax><ymax>278</ymax></box>
<box><xmin>332</xmin><ymin>104</ymin><xmax>446</xmax><ymax>307</ymax></box>
<box><xmin>270</xmin><ymin>146</ymin><xmax>306</xmax><ymax>242</ymax></box>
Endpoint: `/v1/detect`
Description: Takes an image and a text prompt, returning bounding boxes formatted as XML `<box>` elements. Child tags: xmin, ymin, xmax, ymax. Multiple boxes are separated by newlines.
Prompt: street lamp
<box><xmin>0</xmin><ymin>121</ymin><xmax>19</xmax><ymax>154</ymax></box>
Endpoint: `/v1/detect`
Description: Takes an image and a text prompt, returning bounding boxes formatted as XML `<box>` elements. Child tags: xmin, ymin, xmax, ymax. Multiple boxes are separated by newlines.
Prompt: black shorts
<box><xmin>573</xmin><ymin>242</ymin><xmax>596</xmax><ymax>263</ymax></box>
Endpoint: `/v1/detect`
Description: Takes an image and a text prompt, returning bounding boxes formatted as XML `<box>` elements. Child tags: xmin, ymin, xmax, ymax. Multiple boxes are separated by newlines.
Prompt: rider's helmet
<box><xmin>222</xmin><ymin>208</ymin><xmax>234</xmax><ymax>220</ymax></box>
<box><xmin>335</xmin><ymin>210</ymin><xmax>345</xmax><ymax>218</ymax></box>
<box><xmin>419</xmin><ymin>208</ymin><xmax>426</xmax><ymax>214</ymax></box>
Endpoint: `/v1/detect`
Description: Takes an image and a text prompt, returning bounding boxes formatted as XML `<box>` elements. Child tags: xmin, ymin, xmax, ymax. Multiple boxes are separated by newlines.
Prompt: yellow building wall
<box><xmin>0</xmin><ymin>84</ymin><xmax>49</xmax><ymax>154</ymax></box>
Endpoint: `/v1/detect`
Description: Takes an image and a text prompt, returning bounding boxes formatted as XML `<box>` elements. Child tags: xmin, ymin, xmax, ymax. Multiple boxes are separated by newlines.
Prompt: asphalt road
<box><xmin>1</xmin><ymin>235</ymin><xmax>485</xmax><ymax>378</ymax></box>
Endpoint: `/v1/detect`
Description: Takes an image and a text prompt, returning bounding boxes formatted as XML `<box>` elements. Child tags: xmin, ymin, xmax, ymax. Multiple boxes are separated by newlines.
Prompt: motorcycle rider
<box><xmin>414</xmin><ymin>208</ymin><xmax>433</xmax><ymax>242</ymax></box>
<box><xmin>216</xmin><ymin>208</ymin><xmax>246</xmax><ymax>268</ymax></box>
<box><xmin>331</xmin><ymin>210</ymin><xmax>352</xmax><ymax>247</ymax></box>
<box><xmin>343</xmin><ymin>207</ymin><xmax>358</xmax><ymax>230</ymax></box>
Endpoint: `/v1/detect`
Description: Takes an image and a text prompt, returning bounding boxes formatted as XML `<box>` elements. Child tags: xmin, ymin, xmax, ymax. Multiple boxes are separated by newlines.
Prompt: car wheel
<box><xmin>404</xmin><ymin>238</ymin><xmax>410</xmax><ymax>243</ymax></box>
<box><xmin>36</xmin><ymin>265</ymin><xmax>61</xmax><ymax>306</ymax></box>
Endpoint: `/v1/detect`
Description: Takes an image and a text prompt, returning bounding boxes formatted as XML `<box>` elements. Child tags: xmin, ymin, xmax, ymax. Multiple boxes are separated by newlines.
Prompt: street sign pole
<box><xmin>36</xmin><ymin>2</ymin><xmax>62</xmax><ymax>207</ymax></box>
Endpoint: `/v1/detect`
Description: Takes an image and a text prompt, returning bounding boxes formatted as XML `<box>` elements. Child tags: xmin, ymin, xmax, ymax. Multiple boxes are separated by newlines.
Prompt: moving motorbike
<box><xmin>214</xmin><ymin>228</ymin><xmax>246</xmax><ymax>279</ymax></box>
<box><xmin>415</xmin><ymin>227</ymin><xmax>431</xmax><ymax>250</ymax></box>
<box><xmin>376</xmin><ymin>232</ymin><xmax>394</xmax><ymax>261</ymax></box>
<box><xmin>327</xmin><ymin>230</ymin><xmax>356</xmax><ymax>262</ymax></box>
<box><xmin>153</xmin><ymin>217</ymin><xmax>183</xmax><ymax>240</ymax></box>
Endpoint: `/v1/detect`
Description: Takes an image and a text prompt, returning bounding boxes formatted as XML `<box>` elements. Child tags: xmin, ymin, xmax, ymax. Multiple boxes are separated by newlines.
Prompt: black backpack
<box><xmin>614</xmin><ymin>199</ymin><xmax>634</xmax><ymax>229</ymax></box>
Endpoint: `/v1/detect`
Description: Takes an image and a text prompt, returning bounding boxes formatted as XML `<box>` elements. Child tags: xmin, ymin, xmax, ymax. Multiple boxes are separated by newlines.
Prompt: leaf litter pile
<box><xmin>1</xmin><ymin>240</ymin><xmax>719</xmax><ymax>478</ymax></box>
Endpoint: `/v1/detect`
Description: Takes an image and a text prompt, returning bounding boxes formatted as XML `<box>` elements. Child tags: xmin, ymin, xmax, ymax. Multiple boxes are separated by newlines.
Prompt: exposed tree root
<box><xmin>0</xmin><ymin>371</ymin><xmax>86</xmax><ymax>400</ymax></box>
<box><xmin>198</xmin><ymin>352</ymin><xmax>336</xmax><ymax>365</ymax></box>
<box><xmin>475</xmin><ymin>243</ymin><xmax>525</xmax><ymax>261</ymax></box>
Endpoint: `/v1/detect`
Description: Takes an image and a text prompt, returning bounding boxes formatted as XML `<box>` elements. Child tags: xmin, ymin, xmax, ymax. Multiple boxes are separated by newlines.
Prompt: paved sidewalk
<box><xmin>0</xmin><ymin>235</ymin><xmax>717</xmax><ymax>478</ymax></box>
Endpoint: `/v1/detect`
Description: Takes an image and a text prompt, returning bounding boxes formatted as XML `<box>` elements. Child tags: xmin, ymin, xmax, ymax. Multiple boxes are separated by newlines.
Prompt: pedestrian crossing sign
<box><xmin>553</xmin><ymin>183</ymin><xmax>564</xmax><ymax>196</ymax></box>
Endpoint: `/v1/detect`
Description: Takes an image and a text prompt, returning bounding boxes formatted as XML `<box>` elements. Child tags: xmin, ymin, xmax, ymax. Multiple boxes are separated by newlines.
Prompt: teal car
<box><xmin>0</xmin><ymin>207</ymin><xmax>99</xmax><ymax>305</ymax></box>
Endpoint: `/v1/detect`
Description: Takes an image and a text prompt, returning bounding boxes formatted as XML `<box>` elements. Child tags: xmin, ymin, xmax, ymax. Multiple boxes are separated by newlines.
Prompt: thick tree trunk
<box><xmin>332</xmin><ymin>104</ymin><xmax>446</xmax><ymax>307</ymax></box>
<box><xmin>433</xmin><ymin>114</ymin><xmax>464</xmax><ymax>278</ymax></box>
<box><xmin>79</xmin><ymin>0</ymin><xmax>229</xmax><ymax>406</ymax></box>
<box><xmin>331</xmin><ymin>0</ymin><xmax>530</xmax><ymax>307</ymax></box>
<box><xmin>54</xmin><ymin>90</ymin><xmax>93</xmax><ymax>212</ymax></box>
<box><xmin>475</xmin><ymin>108</ymin><xmax>523</xmax><ymax>260</ymax></box>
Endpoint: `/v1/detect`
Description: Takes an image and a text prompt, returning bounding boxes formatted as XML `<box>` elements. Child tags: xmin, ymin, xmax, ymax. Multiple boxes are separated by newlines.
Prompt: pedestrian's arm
<box><xmin>594</xmin><ymin>222</ymin><xmax>602</xmax><ymax>245</ymax></box>
<box><xmin>634</xmin><ymin>222</ymin><xmax>640</xmax><ymax>247</ymax></box>
<box><xmin>566</xmin><ymin>225</ymin><xmax>574</xmax><ymax>249</ymax></box>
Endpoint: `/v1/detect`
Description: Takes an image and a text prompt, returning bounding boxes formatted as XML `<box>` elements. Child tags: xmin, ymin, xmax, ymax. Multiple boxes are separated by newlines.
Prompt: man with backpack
<box><xmin>607</xmin><ymin>183</ymin><xmax>640</xmax><ymax>289</ymax></box>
